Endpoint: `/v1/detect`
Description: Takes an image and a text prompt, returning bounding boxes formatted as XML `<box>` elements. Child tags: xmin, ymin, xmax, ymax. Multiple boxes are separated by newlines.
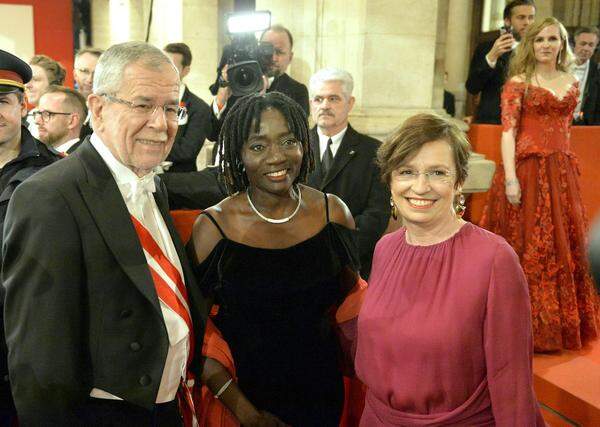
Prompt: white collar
<box><xmin>89</xmin><ymin>133</ymin><xmax>156</xmax><ymax>197</ymax></box>
<box><xmin>179</xmin><ymin>84</ymin><xmax>186</xmax><ymax>102</ymax></box>
<box><xmin>317</xmin><ymin>126</ymin><xmax>348</xmax><ymax>146</ymax></box>
<box><xmin>575</xmin><ymin>60</ymin><xmax>589</xmax><ymax>70</ymax></box>
<box><xmin>55</xmin><ymin>138</ymin><xmax>80</xmax><ymax>153</ymax></box>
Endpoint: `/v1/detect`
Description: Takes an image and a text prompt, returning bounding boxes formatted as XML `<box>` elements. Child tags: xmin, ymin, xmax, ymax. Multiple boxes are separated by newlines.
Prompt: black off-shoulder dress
<box><xmin>189</xmin><ymin>194</ymin><xmax>359</xmax><ymax>426</ymax></box>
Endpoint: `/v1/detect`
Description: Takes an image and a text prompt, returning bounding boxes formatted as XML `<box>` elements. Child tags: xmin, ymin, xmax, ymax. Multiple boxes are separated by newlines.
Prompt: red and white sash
<box><xmin>130</xmin><ymin>215</ymin><xmax>197</xmax><ymax>427</ymax></box>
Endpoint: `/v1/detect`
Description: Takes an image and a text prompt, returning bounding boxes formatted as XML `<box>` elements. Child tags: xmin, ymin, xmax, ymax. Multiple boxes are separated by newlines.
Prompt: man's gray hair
<box><xmin>93</xmin><ymin>41</ymin><xmax>177</xmax><ymax>95</ymax></box>
<box><xmin>309</xmin><ymin>68</ymin><xmax>354</xmax><ymax>99</ymax></box>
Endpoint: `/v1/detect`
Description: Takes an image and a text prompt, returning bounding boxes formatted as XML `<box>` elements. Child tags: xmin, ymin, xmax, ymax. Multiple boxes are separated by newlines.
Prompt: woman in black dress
<box><xmin>189</xmin><ymin>92</ymin><xmax>361</xmax><ymax>426</ymax></box>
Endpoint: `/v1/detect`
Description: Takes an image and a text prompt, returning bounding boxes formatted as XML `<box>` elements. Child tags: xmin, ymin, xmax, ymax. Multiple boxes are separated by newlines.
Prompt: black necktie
<box><xmin>322</xmin><ymin>138</ymin><xmax>334</xmax><ymax>175</ymax></box>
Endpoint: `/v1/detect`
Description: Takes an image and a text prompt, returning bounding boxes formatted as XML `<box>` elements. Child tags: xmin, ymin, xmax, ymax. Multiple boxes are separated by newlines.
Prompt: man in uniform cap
<box><xmin>0</xmin><ymin>49</ymin><xmax>59</xmax><ymax>424</ymax></box>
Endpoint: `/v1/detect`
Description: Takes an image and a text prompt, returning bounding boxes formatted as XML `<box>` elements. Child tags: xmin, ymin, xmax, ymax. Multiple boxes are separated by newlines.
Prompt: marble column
<box><xmin>257</xmin><ymin>0</ymin><xmax>451</xmax><ymax>139</ymax></box>
<box><xmin>444</xmin><ymin>0</ymin><xmax>473</xmax><ymax>118</ymax></box>
<box><xmin>91</xmin><ymin>0</ymin><xmax>219</xmax><ymax>102</ymax></box>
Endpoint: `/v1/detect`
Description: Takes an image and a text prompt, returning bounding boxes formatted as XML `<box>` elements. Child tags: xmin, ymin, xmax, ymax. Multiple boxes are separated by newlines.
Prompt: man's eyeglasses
<box><xmin>101</xmin><ymin>94</ymin><xmax>187</xmax><ymax>123</ymax></box>
<box><xmin>32</xmin><ymin>110</ymin><xmax>73</xmax><ymax>122</ymax></box>
<box><xmin>392</xmin><ymin>168</ymin><xmax>456</xmax><ymax>184</ymax></box>
<box><xmin>75</xmin><ymin>67</ymin><xmax>94</xmax><ymax>77</ymax></box>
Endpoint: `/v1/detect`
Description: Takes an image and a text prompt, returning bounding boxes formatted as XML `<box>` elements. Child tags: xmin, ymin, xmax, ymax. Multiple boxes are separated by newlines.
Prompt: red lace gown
<box><xmin>480</xmin><ymin>80</ymin><xmax>599</xmax><ymax>352</ymax></box>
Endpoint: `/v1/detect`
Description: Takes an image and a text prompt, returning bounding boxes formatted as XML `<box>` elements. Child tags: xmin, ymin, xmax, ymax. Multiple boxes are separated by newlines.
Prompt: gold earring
<box><xmin>455</xmin><ymin>193</ymin><xmax>466</xmax><ymax>217</ymax></box>
<box><xmin>390</xmin><ymin>197</ymin><xmax>398</xmax><ymax>220</ymax></box>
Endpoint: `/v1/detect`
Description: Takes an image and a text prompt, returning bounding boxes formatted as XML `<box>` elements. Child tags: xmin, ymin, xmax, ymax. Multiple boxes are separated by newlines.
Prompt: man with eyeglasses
<box><xmin>3</xmin><ymin>42</ymin><xmax>207</xmax><ymax>425</ymax></box>
<box><xmin>74</xmin><ymin>48</ymin><xmax>103</xmax><ymax>100</ymax></box>
<box><xmin>74</xmin><ymin>47</ymin><xmax>103</xmax><ymax>141</ymax></box>
<box><xmin>35</xmin><ymin>85</ymin><xmax>87</xmax><ymax>154</ymax></box>
<box><xmin>0</xmin><ymin>49</ymin><xmax>59</xmax><ymax>426</ymax></box>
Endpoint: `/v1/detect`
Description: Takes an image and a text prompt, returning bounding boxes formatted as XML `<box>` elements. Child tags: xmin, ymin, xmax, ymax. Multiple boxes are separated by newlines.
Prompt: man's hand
<box><xmin>486</xmin><ymin>33</ymin><xmax>514</xmax><ymax>64</ymax></box>
<box><xmin>258</xmin><ymin>75</ymin><xmax>269</xmax><ymax>96</ymax></box>
<box><xmin>216</xmin><ymin>64</ymin><xmax>232</xmax><ymax>108</ymax></box>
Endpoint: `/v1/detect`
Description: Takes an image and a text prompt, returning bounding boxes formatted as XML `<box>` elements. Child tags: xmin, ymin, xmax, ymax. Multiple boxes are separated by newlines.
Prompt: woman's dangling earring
<box><xmin>390</xmin><ymin>197</ymin><xmax>398</xmax><ymax>220</ymax></box>
<box><xmin>455</xmin><ymin>192</ymin><xmax>466</xmax><ymax>217</ymax></box>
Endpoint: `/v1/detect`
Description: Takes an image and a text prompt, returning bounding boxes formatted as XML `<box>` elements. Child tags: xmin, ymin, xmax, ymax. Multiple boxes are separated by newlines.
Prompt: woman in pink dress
<box><xmin>480</xmin><ymin>17</ymin><xmax>599</xmax><ymax>352</ymax></box>
<box><xmin>355</xmin><ymin>114</ymin><xmax>543</xmax><ymax>426</ymax></box>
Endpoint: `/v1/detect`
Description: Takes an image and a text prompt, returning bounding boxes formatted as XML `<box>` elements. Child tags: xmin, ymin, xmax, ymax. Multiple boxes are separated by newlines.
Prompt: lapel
<box><xmin>74</xmin><ymin>139</ymin><xmax>162</xmax><ymax>315</ymax></box>
<box><xmin>268</xmin><ymin>74</ymin><xmax>288</xmax><ymax>93</ymax></box>
<box><xmin>583</xmin><ymin>61</ymin><xmax>598</xmax><ymax>102</ymax></box>
<box><xmin>308</xmin><ymin>127</ymin><xmax>323</xmax><ymax>187</ymax></box>
<box><xmin>182</xmin><ymin>86</ymin><xmax>191</xmax><ymax>104</ymax></box>
<box><xmin>320</xmin><ymin>125</ymin><xmax>359</xmax><ymax>190</ymax></box>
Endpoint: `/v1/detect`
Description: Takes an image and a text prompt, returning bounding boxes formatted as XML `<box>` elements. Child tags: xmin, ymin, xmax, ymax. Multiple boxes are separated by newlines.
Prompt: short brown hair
<box><xmin>574</xmin><ymin>26</ymin><xmax>600</xmax><ymax>40</ymax></box>
<box><xmin>503</xmin><ymin>0</ymin><xmax>535</xmax><ymax>20</ymax></box>
<box><xmin>378</xmin><ymin>113</ymin><xmax>471</xmax><ymax>188</ymax></box>
<box><xmin>75</xmin><ymin>47</ymin><xmax>104</xmax><ymax>60</ymax></box>
<box><xmin>41</xmin><ymin>85</ymin><xmax>87</xmax><ymax>124</ymax></box>
<box><xmin>30</xmin><ymin>55</ymin><xmax>66</xmax><ymax>85</ymax></box>
<box><xmin>164</xmin><ymin>43</ymin><xmax>192</xmax><ymax>67</ymax></box>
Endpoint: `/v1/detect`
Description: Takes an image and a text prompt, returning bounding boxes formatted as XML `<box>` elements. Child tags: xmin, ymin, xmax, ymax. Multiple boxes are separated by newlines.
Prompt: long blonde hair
<box><xmin>508</xmin><ymin>17</ymin><xmax>573</xmax><ymax>82</ymax></box>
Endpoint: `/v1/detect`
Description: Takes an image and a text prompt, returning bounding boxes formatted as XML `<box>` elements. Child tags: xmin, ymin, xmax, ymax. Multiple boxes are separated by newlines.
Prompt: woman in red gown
<box><xmin>480</xmin><ymin>17</ymin><xmax>599</xmax><ymax>352</ymax></box>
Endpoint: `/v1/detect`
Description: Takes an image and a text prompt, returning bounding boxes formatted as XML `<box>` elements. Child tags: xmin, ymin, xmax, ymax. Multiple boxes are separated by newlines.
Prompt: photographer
<box><xmin>466</xmin><ymin>0</ymin><xmax>535</xmax><ymax>124</ymax></box>
<box><xmin>209</xmin><ymin>24</ymin><xmax>309</xmax><ymax>143</ymax></box>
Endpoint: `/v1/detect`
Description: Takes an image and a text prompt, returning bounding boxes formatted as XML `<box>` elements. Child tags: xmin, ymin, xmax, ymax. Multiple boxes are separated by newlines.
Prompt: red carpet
<box><xmin>534</xmin><ymin>338</ymin><xmax>600</xmax><ymax>426</ymax></box>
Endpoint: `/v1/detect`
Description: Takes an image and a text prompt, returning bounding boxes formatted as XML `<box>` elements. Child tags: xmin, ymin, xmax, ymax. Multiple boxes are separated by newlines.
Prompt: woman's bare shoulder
<box><xmin>561</xmin><ymin>71</ymin><xmax>578</xmax><ymax>85</ymax></box>
<box><xmin>190</xmin><ymin>195</ymin><xmax>241</xmax><ymax>263</ymax></box>
<box><xmin>326</xmin><ymin>193</ymin><xmax>355</xmax><ymax>229</ymax></box>
<box><xmin>509</xmin><ymin>74</ymin><xmax>526</xmax><ymax>83</ymax></box>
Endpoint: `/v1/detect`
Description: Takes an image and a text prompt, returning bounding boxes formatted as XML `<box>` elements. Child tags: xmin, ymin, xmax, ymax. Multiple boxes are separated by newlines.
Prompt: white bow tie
<box><xmin>122</xmin><ymin>173</ymin><xmax>157</xmax><ymax>217</ymax></box>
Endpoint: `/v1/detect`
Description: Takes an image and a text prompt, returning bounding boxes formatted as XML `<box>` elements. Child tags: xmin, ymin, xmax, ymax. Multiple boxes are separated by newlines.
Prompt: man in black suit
<box><xmin>0</xmin><ymin>49</ymin><xmax>60</xmax><ymax>426</ymax></box>
<box><xmin>573</xmin><ymin>27</ymin><xmax>600</xmax><ymax>125</ymax></box>
<box><xmin>210</xmin><ymin>24</ymin><xmax>309</xmax><ymax>142</ymax></box>
<box><xmin>466</xmin><ymin>0</ymin><xmax>536</xmax><ymax>124</ymax></box>
<box><xmin>3</xmin><ymin>41</ymin><xmax>207</xmax><ymax>425</ymax></box>
<box><xmin>306</xmin><ymin>68</ymin><xmax>389</xmax><ymax>278</ymax></box>
<box><xmin>34</xmin><ymin>85</ymin><xmax>87</xmax><ymax>154</ymax></box>
<box><xmin>164</xmin><ymin>43</ymin><xmax>212</xmax><ymax>171</ymax></box>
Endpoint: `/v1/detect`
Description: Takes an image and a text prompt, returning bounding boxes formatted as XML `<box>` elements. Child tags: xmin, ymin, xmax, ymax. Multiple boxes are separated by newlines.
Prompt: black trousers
<box><xmin>78</xmin><ymin>398</ymin><xmax>183</xmax><ymax>427</ymax></box>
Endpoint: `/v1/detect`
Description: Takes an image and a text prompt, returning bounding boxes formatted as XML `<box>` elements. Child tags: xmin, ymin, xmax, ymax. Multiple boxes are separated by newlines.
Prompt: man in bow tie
<box><xmin>2</xmin><ymin>41</ymin><xmax>208</xmax><ymax>425</ymax></box>
<box><xmin>572</xmin><ymin>26</ymin><xmax>600</xmax><ymax>125</ymax></box>
<box><xmin>305</xmin><ymin>68</ymin><xmax>389</xmax><ymax>279</ymax></box>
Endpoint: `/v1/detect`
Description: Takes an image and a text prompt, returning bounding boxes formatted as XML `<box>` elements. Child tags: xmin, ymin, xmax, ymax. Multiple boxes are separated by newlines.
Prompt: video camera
<box><xmin>217</xmin><ymin>11</ymin><xmax>274</xmax><ymax>97</ymax></box>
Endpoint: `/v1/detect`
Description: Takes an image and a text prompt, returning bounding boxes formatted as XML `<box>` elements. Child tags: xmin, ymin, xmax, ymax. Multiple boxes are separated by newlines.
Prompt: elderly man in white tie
<box><xmin>2</xmin><ymin>41</ymin><xmax>208</xmax><ymax>426</ymax></box>
<box><xmin>572</xmin><ymin>26</ymin><xmax>600</xmax><ymax>125</ymax></box>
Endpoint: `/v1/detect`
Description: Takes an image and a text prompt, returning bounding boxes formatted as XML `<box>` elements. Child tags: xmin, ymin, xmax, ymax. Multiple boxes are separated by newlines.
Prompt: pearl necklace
<box><xmin>246</xmin><ymin>185</ymin><xmax>302</xmax><ymax>224</ymax></box>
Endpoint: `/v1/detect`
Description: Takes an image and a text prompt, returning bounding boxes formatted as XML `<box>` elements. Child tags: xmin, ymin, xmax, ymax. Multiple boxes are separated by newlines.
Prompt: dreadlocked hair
<box><xmin>217</xmin><ymin>91</ymin><xmax>314</xmax><ymax>195</ymax></box>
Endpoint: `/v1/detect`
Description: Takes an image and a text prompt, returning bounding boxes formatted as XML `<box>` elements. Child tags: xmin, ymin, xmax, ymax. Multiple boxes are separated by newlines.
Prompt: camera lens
<box><xmin>234</xmin><ymin>66</ymin><xmax>257</xmax><ymax>88</ymax></box>
<box><xmin>227</xmin><ymin>60</ymin><xmax>264</xmax><ymax>96</ymax></box>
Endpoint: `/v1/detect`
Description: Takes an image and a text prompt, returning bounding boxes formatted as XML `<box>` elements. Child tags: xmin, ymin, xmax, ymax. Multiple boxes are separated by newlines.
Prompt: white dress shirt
<box><xmin>317</xmin><ymin>126</ymin><xmax>348</xmax><ymax>161</ymax></box>
<box><xmin>55</xmin><ymin>138</ymin><xmax>80</xmax><ymax>154</ymax></box>
<box><xmin>89</xmin><ymin>133</ymin><xmax>190</xmax><ymax>403</ymax></box>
